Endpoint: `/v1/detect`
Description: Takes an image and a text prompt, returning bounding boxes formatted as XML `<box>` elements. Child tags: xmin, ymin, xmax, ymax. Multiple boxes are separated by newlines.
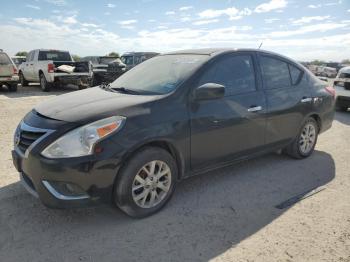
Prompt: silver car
<box><xmin>334</xmin><ymin>66</ymin><xmax>350</xmax><ymax>111</ymax></box>
<box><xmin>0</xmin><ymin>49</ymin><xmax>18</xmax><ymax>92</ymax></box>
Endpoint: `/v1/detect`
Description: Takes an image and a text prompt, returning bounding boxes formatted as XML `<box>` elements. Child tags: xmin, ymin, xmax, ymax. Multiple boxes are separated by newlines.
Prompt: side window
<box><xmin>260</xmin><ymin>56</ymin><xmax>291</xmax><ymax>89</ymax></box>
<box><xmin>199</xmin><ymin>54</ymin><xmax>256</xmax><ymax>96</ymax></box>
<box><xmin>288</xmin><ymin>64</ymin><xmax>303</xmax><ymax>85</ymax></box>
<box><xmin>134</xmin><ymin>56</ymin><xmax>142</xmax><ymax>65</ymax></box>
<box><xmin>30</xmin><ymin>51</ymin><xmax>35</xmax><ymax>61</ymax></box>
<box><xmin>26</xmin><ymin>52</ymin><xmax>32</xmax><ymax>62</ymax></box>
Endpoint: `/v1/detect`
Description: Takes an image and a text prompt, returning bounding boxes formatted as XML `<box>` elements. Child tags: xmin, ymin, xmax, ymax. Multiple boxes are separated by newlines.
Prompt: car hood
<box><xmin>35</xmin><ymin>87</ymin><xmax>160</xmax><ymax>122</ymax></box>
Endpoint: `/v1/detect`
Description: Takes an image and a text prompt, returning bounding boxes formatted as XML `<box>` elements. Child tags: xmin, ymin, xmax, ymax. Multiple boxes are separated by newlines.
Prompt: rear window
<box><xmin>0</xmin><ymin>53</ymin><xmax>11</xmax><ymax>65</ymax></box>
<box><xmin>260</xmin><ymin>56</ymin><xmax>291</xmax><ymax>89</ymax></box>
<box><xmin>38</xmin><ymin>51</ymin><xmax>72</xmax><ymax>61</ymax></box>
<box><xmin>288</xmin><ymin>64</ymin><xmax>303</xmax><ymax>85</ymax></box>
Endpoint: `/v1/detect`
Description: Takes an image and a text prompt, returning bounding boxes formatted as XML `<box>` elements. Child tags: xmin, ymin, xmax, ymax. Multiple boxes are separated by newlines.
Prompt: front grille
<box><xmin>15</xmin><ymin>122</ymin><xmax>50</xmax><ymax>154</ymax></box>
<box><xmin>18</xmin><ymin>129</ymin><xmax>46</xmax><ymax>153</ymax></box>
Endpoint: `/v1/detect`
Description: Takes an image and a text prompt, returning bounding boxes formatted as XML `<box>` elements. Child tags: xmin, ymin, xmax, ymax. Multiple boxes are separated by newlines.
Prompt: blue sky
<box><xmin>0</xmin><ymin>0</ymin><xmax>349</xmax><ymax>61</ymax></box>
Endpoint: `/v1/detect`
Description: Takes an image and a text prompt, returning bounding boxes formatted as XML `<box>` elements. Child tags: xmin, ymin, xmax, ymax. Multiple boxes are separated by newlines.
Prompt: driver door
<box><xmin>190</xmin><ymin>52</ymin><xmax>267</xmax><ymax>171</ymax></box>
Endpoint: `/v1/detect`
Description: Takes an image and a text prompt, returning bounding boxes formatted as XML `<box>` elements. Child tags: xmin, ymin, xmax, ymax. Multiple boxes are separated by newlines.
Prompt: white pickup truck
<box><xmin>18</xmin><ymin>49</ymin><xmax>92</xmax><ymax>92</ymax></box>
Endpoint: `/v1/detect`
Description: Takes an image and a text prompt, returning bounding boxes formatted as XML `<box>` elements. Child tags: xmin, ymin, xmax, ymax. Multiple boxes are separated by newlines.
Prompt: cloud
<box><xmin>165</xmin><ymin>11</ymin><xmax>175</xmax><ymax>15</ymax></box>
<box><xmin>107</xmin><ymin>3</ymin><xmax>116</xmax><ymax>8</ymax></box>
<box><xmin>268</xmin><ymin>22</ymin><xmax>348</xmax><ymax>37</ymax></box>
<box><xmin>254</xmin><ymin>0</ymin><xmax>287</xmax><ymax>13</ymax></box>
<box><xmin>179</xmin><ymin>6</ymin><xmax>193</xmax><ymax>11</ymax></box>
<box><xmin>81</xmin><ymin>23</ymin><xmax>99</xmax><ymax>28</ymax></box>
<box><xmin>265</xmin><ymin>18</ymin><xmax>280</xmax><ymax>23</ymax></box>
<box><xmin>292</xmin><ymin>16</ymin><xmax>331</xmax><ymax>25</ymax></box>
<box><xmin>118</xmin><ymin>19</ymin><xmax>138</xmax><ymax>25</ymax></box>
<box><xmin>198</xmin><ymin>7</ymin><xmax>240</xmax><ymax>20</ymax></box>
<box><xmin>193</xmin><ymin>19</ymin><xmax>219</xmax><ymax>26</ymax></box>
<box><xmin>45</xmin><ymin>0</ymin><xmax>67</xmax><ymax>6</ymax></box>
<box><xmin>63</xmin><ymin>16</ymin><xmax>78</xmax><ymax>24</ymax></box>
<box><xmin>26</xmin><ymin>4</ymin><xmax>41</xmax><ymax>10</ymax></box>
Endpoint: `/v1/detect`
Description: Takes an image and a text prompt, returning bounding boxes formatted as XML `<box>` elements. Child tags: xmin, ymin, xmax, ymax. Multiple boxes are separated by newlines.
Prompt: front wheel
<box><xmin>114</xmin><ymin>147</ymin><xmax>177</xmax><ymax>218</ymax></box>
<box><xmin>284</xmin><ymin>118</ymin><xmax>319</xmax><ymax>159</ymax></box>
<box><xmin>19</xmin><ymin>72</ymin><xmax>29</xmax><ymax>87</ymax></box>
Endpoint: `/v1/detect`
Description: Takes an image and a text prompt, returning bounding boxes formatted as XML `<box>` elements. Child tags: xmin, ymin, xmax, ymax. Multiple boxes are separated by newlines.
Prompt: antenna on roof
<box><xmin>258</xmin><ymin>42</ymin><xmax>263</xmax><ymax>49</ymax></box>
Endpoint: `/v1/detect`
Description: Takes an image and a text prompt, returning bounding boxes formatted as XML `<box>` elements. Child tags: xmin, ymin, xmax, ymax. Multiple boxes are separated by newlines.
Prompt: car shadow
<box><xmin>334</xmin><ymin>111</ymin><xmax>350</xmax><ymax>125</ymax></box>
<box><xmin>0</xmin><ymin>150</ymin><xmax>335</xmax><ymax>261</ymax></box>
<box><xmin>0</xmin><ymin>84</ymin><xmax>77</xmax><ymax>99</ymax></box>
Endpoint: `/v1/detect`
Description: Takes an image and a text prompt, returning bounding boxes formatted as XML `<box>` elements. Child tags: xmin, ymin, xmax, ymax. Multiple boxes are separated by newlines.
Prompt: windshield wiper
<box><xmin>111</xmin><ymin>86</ymin><xmax>141</xmax><ymax>94</ymax></box>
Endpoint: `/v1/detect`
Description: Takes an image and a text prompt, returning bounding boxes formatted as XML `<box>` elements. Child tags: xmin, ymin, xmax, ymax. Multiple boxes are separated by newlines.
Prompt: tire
<box><xmin>284</xmin><ymin>118</ymin><xmax>319</xmax><ymax>159</ymax></box>
<box><xmin>39</xmin><ymin>73</ymin><xmax>51</xmax><ymax>92</ymax></box>
<box><xmin>114</xmin><ymin>147</ymin><xmax>177</xmax><ymax>218</ymax></box>
<box><xmin>8</xmin><ymin>83</ymin><xmax>17</xmax><ymax>92</ymax></box>
<box><xmin>336</xmin><ymin>106</ymin><xmax>348</xmax><ymax>112</ymax></box>
<box><xmin>19</xmin><ymin>72</ymin><xmax>29</xmax><ymax>87</ymax></box>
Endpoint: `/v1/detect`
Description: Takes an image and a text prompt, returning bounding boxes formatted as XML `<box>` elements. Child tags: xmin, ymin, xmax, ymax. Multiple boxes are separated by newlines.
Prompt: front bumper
<box><xmin>12</xmin><ymin>147</ymin><xmax>120</xmax><ymax>208</ymax></box>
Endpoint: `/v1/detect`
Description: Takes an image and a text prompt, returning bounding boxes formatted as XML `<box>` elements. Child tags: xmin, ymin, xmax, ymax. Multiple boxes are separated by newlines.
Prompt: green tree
<box><xmin>310</xmin><ymin>60</ymin><xmax>326</xmax><ymax>66</ymax></box>
<box><xmin>15</xmin><ymin>51</ymin><xmax>28</xmax><ymax>57</ymax></box>
<box><xmin>341</xmin><ymin>59</ymin><xmax>350</xmax><ymax>64</ymax></box>
<box><xmin>106</xmin><ymin>52</ymin><xmax>119</xmax><ymax>57</ymax></box>
<box><xmin>72</xmin><ymin>54</ymin><xmax>81</xmax><ymax>61</ymax></box>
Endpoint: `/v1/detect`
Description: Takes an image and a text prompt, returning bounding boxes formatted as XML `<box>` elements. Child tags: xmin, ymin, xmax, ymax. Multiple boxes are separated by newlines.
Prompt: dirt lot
<box><xmin>0</xmin><ymin>85</ymin><xmax>349</xmax><ymax>262</ymax></box>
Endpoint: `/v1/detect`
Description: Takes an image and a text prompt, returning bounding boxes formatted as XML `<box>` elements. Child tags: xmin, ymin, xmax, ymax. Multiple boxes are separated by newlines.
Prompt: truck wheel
<box><xmin>19</xmin><ymin>72</ymin><xmax>29</xmax><ymax>87</ymax></box>
<box><xmin>8</xmin><ymin>83</ymin><xmax>18</xmax><ymax>92</ymax></box>
<box><xmin>39</xmin><ymin>73</ymin><xmax>51</xmax><ymax>92</ymax></box>
<box><xmin>114</xmin><ymin>147</ymin><xmax>177</xmax><ymax>218</ymax></box>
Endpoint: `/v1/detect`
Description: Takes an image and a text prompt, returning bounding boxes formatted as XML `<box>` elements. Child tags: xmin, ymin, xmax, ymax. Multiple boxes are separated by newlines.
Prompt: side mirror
<box><xmin>194</xmin><ymin>83</ymin><xmax>225</xmax><ymax>101</ymax></box>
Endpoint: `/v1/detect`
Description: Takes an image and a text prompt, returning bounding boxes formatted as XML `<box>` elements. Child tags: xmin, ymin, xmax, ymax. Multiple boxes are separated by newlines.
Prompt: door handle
<box><xmin>301</xmin><ymin>97</ymin><xmax>312</xmax><ymax>103</ymax></box>
<box><xmin>247</xmin><ymin>106</ymin><xmax>262</xmax><ymax>112</ymax></box>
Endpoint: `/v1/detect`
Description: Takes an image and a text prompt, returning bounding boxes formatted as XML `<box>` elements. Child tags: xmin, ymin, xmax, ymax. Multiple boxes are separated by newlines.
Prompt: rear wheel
<box><xmin>8</xmin><ymin>83</ymin><xmax>17</xmax><ymax>92</ymax></box>
<box><xmin>114</xmin><ymin>147</ymin><xmax>177</xmax><ymax>218</ymax></box>
<box><xmin>39</xmin><ymin>73</ymin><xmax>51</xmax><ymax>92</ymax></box>
<box><xmin>336</xmin><ymin>105</ymin><xmax>348</xmax><ymax>112</ymax></box>
<box><xmin>284</xmin><ymin>118</ymin><xmax>318</xmax><ymax>159</ymax></box>
<box><xmin>19</xmin><ymin>72</ymin><xmax>29</xmax><ymax>87</ymax></box>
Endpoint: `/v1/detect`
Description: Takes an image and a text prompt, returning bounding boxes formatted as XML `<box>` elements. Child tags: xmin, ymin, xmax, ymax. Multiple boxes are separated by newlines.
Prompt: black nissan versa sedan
<box><xmin>12</xmin><ymin>49</ymin><xmax>335</xmax><ymax>218</ymax></box>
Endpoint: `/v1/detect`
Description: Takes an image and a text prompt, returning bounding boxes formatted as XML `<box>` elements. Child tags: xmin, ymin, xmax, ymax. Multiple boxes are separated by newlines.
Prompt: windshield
<box><xmin>121</xmin><ymin>56</ymin><xmax>134</xmax><ymax>65</ymax></box>
<box><xmin>38</xmin><ymin>51</ymin><xmax>72</xmax><ymax>61</ymax></box>
<box><xmin>110</xmin><ymin>54</ymin><xmax>208</xmax><ymax>95</ymax></box>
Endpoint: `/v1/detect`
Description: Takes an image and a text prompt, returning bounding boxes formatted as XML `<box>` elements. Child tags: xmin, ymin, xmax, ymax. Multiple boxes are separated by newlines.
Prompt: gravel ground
<box><xmin>0</xmin><ymin>85</ymin><xmax>349</xmax><ymax>262</ymax></box>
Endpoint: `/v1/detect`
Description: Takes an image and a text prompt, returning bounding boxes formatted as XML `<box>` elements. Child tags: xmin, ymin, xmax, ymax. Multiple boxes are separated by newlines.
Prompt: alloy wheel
<box><xmin>132</xmin><ymin>160</ymin><xmax>172</xmax><ymax>208</ymax></box>
<box><xmin>299</xmin><ymin>123</ymin><xmax>316</xmax><ymax>154</ymax></box>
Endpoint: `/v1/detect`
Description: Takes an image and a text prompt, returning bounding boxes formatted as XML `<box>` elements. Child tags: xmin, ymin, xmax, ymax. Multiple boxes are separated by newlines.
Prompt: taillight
<box><xmin>48</xmin><ymin>63</ymin><xmax>55</xmax><ymax>73</ymax></box>
<box><xmin>13</xmin><ymin>66</ymin><xmax>17</xmax><ymax>75</ymax></box>
<box><xmin>325</xmin><ymin>86</ymin><xmax>335</xmax><ymax>98</ymax></box>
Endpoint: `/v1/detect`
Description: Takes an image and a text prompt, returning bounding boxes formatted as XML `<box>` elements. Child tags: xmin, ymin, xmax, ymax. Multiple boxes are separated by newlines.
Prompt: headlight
<box><xmin>41</xmin><ymin>116</ymin><xmax>125</xmax><ymax>158</ymax></box>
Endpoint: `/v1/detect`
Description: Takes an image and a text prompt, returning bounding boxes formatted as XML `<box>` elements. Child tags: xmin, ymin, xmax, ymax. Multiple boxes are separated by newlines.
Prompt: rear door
<box><xmin>190</xmin><ymin>52</ymin><xmax>267</xmax><ymax>171</ymax></box>
<box><xmin>0</xmin><ymin>53</ymin><xmax>14</xmax><ymax>77</ymax></box>
<box><xmin>258</xmin><ymin>53</ymin><xmax>312</xmax><ymax>146</ymax></box>
<box><xmin>22</xmin><ymin>51</ymin><xmax>35</xmax><ymax>80</ymax></box>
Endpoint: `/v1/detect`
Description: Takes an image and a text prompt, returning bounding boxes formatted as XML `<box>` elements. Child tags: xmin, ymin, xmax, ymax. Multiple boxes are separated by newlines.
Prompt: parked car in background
<box><xmin>334</xmin><ymin>66</ymin><xmax>350</xmax><ymax>111</ymax></box>
<box><xmin>0</xmin><ymin>49</ymin><xmax>18</xmax><ymax>92</ymax></box>
<box><xmin>12</xmin><ymin>48</ymin><xmax>335</xmax><ymax>218</ymax></box>
<box><xmin>18</xmin><ymin>49</ymin><xmax>92</xmax><ymax>92</ymax></box>
<box><xmin>11</xmin><ymin>56</ymin><xmax>26</xmax><ymax>67</ymax></box>
<box><xmin>316</xmin><ymin>66</ymin><xmax>337</xmax><ymax>78</ymax></box>
<box><xmin>80</xmin><ymin>56</ymin><xmax>126</xmax><ymax>86</ymax></box>
<box><xmin>121</xmin><ymin>52</ymin><xmax>159</xmax><ymax>70</ymax></box>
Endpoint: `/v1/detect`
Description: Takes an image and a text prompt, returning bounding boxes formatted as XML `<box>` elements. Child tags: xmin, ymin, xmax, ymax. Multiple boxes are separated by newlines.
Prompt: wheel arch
<box><xmin>119</xmin><ymin>139</ymin><xmax>185</xmax><ymax>181</ymax></box>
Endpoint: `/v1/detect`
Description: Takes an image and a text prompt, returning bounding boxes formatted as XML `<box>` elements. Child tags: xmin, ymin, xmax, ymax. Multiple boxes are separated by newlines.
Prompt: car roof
<box><xmin>122</xmin><ymin>52</ymin><xmax>159</xmax><ymax>56</ymax></box>
<box><xmin>163</xmin><ymin>48</ymin><xmax>285</xmax><ymax>56</ymax></box>
<box><xmin>339</xmin><ymin>66</ymin><xmax>350</xmax><ymax>74</ymax></box>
